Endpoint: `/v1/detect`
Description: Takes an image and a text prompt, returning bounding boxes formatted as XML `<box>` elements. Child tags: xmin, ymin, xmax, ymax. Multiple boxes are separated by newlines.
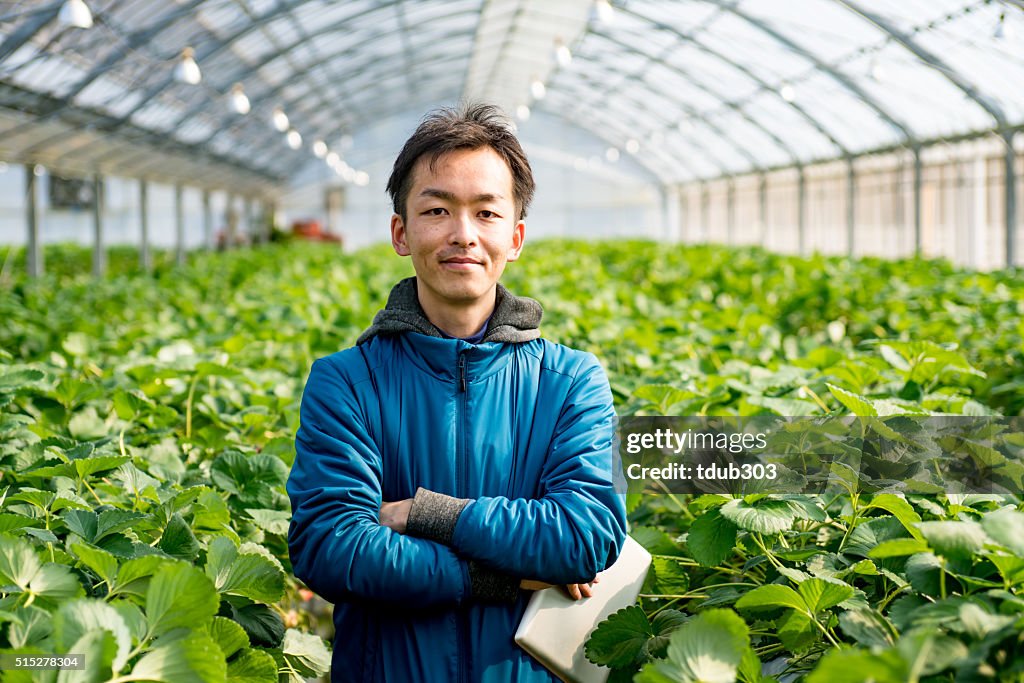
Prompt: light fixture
<box><xmin>229</xmin><ymin>83</ymin><xmax>250</xmax><ymax>115</ymax></box>
<box><xmin>591</xmin><ymin>0</ymin><xmax>614</xmax><ymax>26</ymax></box>
<box><xmin>341</xmin><ymin>165</ymin><xmax>355</xmax><ymax>182</ymax></box>
<box><xmin>325</xmin><ymin>151</ymin><xmax>340</xmax><ymax>166</ymax></box>
<box><xmin>58</xmin><ymin>0</ymin><xmax>93</xmax><ymax>29</ymax></box>
<box><xmin>516</xmin><ymin>104</ymin><xmax>531</xmax><ymax>121</ymax></box>
<box><xmin>553</xmin><ymin>38</ymin><xmax>572</xmax><ymax>67</ymax></box>
<box><xmin>869</xmin><ymin>58</ymin><xmax>886</xmax><ymax>82</ymax></box>
<box><xmin>313</xmin><ymin>140</ymin><xmax>328</xmax><ymax>158</ymax></box>
<box><xmin>272</xmin><ymin>108</ymin><xmax>290</xmax><ymax>132</ymax></box>
<box><xmin>625</xmin><ymin>138</ymin><xmax>640</xmax><ymax>154</ymax></box>
<box><xmin>994</xmin><ymin>13</ymin><xmax>1013</xmax><ymax>40</ymax></box>
<box><xmin>605</xmin><ymin>147</ymin><xmax>620</xmax><ymax>163</ymax></box>
<box><xmin>286</xmin><ymin>129</ymin><xmax>302</xmax><ymax>150</ymax></box>
<box><xmin>530</xmin><ymin>79</ymin><xmax>546</xmax><ymax>100</ymax></box>
<box><xmin>33</xmin><ymin>164</ymin><xmax>45</xmax><ymax>177</ymax></box>
<box><xmin>354</xmin><ymin>171</ymin><xmax>369</xmax><ymax>187</ymax></box>
<box><xmin>173</xmin><ymin>47</ymin><xmax>201</xmax><ymax>85</ymax></box>
<box><xmin>779</xmin><ymin>82</ymin><xmax>796</xmax><ymax>102</ymax></box>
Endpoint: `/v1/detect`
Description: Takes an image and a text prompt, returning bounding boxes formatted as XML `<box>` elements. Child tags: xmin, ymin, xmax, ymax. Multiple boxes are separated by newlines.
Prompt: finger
<box><xmin>580</xmin><ymin>583</ymin><xmax>593</xmax><ymax>598</ymax></box>
<box><xmin>568</xmin><ymin>584</ymin><xmax>581</xmax><ymax>600</ymax></box>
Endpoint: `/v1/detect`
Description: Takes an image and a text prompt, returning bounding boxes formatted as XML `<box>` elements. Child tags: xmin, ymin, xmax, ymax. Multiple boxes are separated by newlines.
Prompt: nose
<box><xmin>449</xmin><ymin>209</ymin><xmax>478</xmax><ymax>247</ymax></box>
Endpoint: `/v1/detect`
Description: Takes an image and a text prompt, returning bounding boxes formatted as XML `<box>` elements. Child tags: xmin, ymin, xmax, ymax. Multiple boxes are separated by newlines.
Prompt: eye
<box><xmin>479</xmin><ymin>210</ymin><xmax>500</xmax><ymax>219</ymax></box>
<box><xmin>423</xmin><ymin>207</ymin><xmax>447</xmax><ymax>216</ymax></box>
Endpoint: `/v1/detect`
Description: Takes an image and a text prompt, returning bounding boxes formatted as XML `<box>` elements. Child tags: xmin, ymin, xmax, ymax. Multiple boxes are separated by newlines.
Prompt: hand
<box><xmin>519</xmin><ymin>576</ymin><xmax>600</xmax><ymax>600</ymax></box>
<box><xmin>379</xmin><ymin>499</ymin><xmax>413</xmax><ymax>534</ymax></box>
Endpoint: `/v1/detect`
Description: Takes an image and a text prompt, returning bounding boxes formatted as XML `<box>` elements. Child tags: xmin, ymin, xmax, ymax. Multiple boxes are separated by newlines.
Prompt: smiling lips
<box><xmin>441</xmin><ymin>256</ymin><xmax>483</xmax><ymax>267</ymax></box>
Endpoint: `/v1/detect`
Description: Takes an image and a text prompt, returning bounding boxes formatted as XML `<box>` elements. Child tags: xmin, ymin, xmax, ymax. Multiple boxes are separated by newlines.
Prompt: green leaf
<box><xmin>806</xmin><ymin>648</ymin><xmax>906</xmax><ymax>683</ymax></box>
<box><xmin>0</xmin><ymin>533</ymin><xmax>42</xmax><ymax>589</ymax></box>
<box><xmin>586</xmin><ymin>605</ymin><xmax>659</xmax><ymax>668</ymax></box>
<box><xmin>208</xmin><ymin>616</ymin><xmax>250</xmax><ymax>660</ymax></box>
<box><xmin>635</xmin><ymin>609</ymin><xmax>749</xmax><ymax>683</ymax></box>
<box><xmin>981</xmin><ymin>507</ymin><xmax>1024</xmax><ymax>556</ymax></box>
<box><xmin>56</xmin><ymin>628</ymin><xmax>118</xmax><ymax>683</ymax></box>
<box><xmin>631</xmin><ymin>526</ymin><xmax>680</xmax><ymax>556</ymax></box>
<box><xmin>244</xmin><ymin>509</ymin><xmax>290</xmax><ymax>536</ymax></box>
<box><xmin>158</xmin><ymin>513</ymin><xmax>200</xmax><ymax>562</ymax></box>
<box><xmin>838</xmin><ymin>610</ymin><xmax>896</xmax><ymax>649</ymax></box>
<box><xmin>735</xmin><ymin>584</ymin><xmax>806</xmax><ymax>613</ymax></box>
<box><xmin>210</xmin><ymin>451</ymin><xmax>288</xmax><ymax>507</ymax></box>
<box><xmin>916</xmin><ymin>520</ymin><xmax>989</xmax><ymax>560</ymax></box>
<box><xmin>71</xmin><ymin>542</ymin><xmax>119</xmax><ymax>585</ymax></box>
<box><xmin>224</xmin><ymin>602</ymin><xmax>285</xmax><ymax>649</ymax></box>
<box><xmin>111</xmin><ymin>555</ymin><xmax>169</xmax><ymax>597</ymax></box>
<box><xmin>864</xmin><ymin>494</ymin><xmax>923</xmax><ymax>540</ymax></box>
<box><xmin>31</xmin><ymin>563</ymin><xmax>85</xmax><ymax>603</ymax></box>
<box><xmin>827</xmin><ymin>384</ymin><xmax>877</xmax><ymax>416</ymax></box>
<box><xmin>652</xmin><ymin>556</ymin><xmax>690</xmax><ymax>596</ymax></box>
<box><xmin>204</xmin><ymin>536</ymin><xmax>285</xmax><ymax>604</ymax></box>
<box><xmin>281</xmin><ymin>628</ymin><xmax>332</xmax><ymax>678</ymax></box>
<box><xmin>127</xmin><ymin>632</ymin><xmax>227</xmax><ymax>683</ymax></box>
<box><xmin>52</xmin><ymin>598</ymin><xmax>132</xmax><ymax>673</ymax></box>
<box><xmin>777</xmin><ymin>609</ymin><xmax>818</xmax><ymax>653</ymax></box>
<box><xmin>720</xmin><ymin>498</ymin><xmax>795</xmax><ymax>534</ymax></box>
<box><xmin>686</xmin><ymin>507</ymin><xmax>737</xmax><ymax>567</ymax></box>
<box><xmin>868</xmin><ymin>538</ymin><xmax>931</xmax><ymax>559</ymax></box>
<box><xmin>798</xmin><ymin>578</ymin><xmax>854</xmax><ymax>613</ymax></box>
<box><xmin>146</xmin><ymin>562</ymin><xmax>220</xmax><ymax>637</ymax></box>
<box><xmin>895</xmin><ymin>627</ymin><xmax>969</xmax><ymax>677</ymax></box>
<box><xmin>226</xmin><ymin>648</ymin><xmax>278</xmax><ymax>683</ymax></box>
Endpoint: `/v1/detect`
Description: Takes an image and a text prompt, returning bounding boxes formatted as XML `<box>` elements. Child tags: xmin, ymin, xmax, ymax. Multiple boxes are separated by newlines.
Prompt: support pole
<box><xmin>226</xmin><ymin>194</ymin><xmax>237</xmax><ymax>249</ymax></box>
<box><xmin>913</xmin><ymin>145</ymin><xmax>923</xmax><ymax>257</ymax></box>
<box><xmin>758</xmin><ymin>173</ymin><xmax>768</xmax><ymax>247</ymax></box>
<box><xmin>797</xmin><ymin>166</ymin><xmax>806</xmax><ymax>255</ymax></box>
<box><xmin>25</xmin><ymin>164</ymin><xmax>41</xmax><ymax>277</ymax></box>
<box><xmin>1005</xmin><ymin>131</ymin><xmax>1017</xmax><ymax>268</ymax></box>
<box><xmin>92</xmin><ymin>174</ymin><xmax>105</xmax><ymax>277</ymax></box>
<box><xmin>726</xmin><ymin>178</ymin><xmax>736</xmax><ymax>244</ymax></box>
<box><xmin>846</xmin><ymin>157</ymin><xmax>856</xmax><ymax>257</ymax></box>
<box><xmin>139</xmin><ymin>180</ymin><xmax>151</xmax><ymax>273</ymax></box>
<box><xmin>175</xmin><ymin>183</ymin><xmax>185</xmax><ymax>266</ymax></box>
<box><xmin>700</xmin><ymin>182</ymin><xmax>710</xmax><ymax>242</ymax></box>
<box><xmin>202</xmin><ymin>190</ymin><xmax>212</xmax><ymax>250</ymax></box>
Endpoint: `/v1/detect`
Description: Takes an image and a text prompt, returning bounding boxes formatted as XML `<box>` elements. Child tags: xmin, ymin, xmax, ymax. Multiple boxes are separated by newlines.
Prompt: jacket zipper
<box><xmin>456</xmin><ymin>348</ymin><xmax>468</xmax><ymax>683</ymax></box>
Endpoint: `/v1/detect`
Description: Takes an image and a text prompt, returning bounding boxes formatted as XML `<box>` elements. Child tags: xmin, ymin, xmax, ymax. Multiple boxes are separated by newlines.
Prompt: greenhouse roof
<box><xmin>0</xmin><ymin>0</ymin><xmax>1022</xmax><ymax>192</ymax></box>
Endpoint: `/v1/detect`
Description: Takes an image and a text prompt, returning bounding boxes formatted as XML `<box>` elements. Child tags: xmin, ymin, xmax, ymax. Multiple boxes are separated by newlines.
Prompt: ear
<box><xmin>506</xmin><ymin>220</ymin><xmax>526</xmax><ymax>262</ymax></box>
<box><xmin>391</xmin><ymin>213</ymin><xmax>410</xmax><ymax>256</ymax></box>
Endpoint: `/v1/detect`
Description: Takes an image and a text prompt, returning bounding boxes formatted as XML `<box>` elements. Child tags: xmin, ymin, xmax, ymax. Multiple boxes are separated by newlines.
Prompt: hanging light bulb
<box><xmin>286</xmin><ymin>129</ymin><xmax>302</xmax><ymax>150</ymax></box>
<box><xmin>515</xmin><ymin>104</ymin><xmax>531</xmax><ymax>121</ymax></box>
<box><xmin>591</xmin><ymin>0</ymin><xmax>614</xmax><ymax>26</ymax></box>
<box><xmin>229</xmin><ymin>83</ymin><xmax>250</xmax><ymax>115</ymax></box>
<box><xmin>530</xmin><ymin>79</ymin><xmax>546</xmax><ymax>101</ymax></box>
<box><xmin>58</xmin><ymin>0</ymin><xmax>93</xmax><ymax>29</ymax></box>
<box><xmin>272</xmin><ymin>107</ymin><xmax>289</xmax><ymax>132</ymax></box>
<box><xmin>173</xmin><ymin>47</ymin><xmax>201</xmax><ymax>85</ymax></box>
<box><xmin>869</xmin><ymin>58</ymin><xmax>886</xmax><ymax>82</ymax></box>
<box><xmin>553</xmin><ymin>38</ymin><xmax>572</xmax><ymax>67</ymax></box>
<box><xmin>625</xmin><ymin>139</ymin><xmax>640</xmax><ymax>154</ymax></box>
<box><xmin>605</xmin><ymin>147</ymin><xmax>620</xmax><ymax>163</ymax></box>
<box><xmin>354</xmin><ymin>171</ymin><xmax>370</xmax><ymax>187</ymax></box>
<box><xmin>779</xmin><ymin>81</ymin><xmax>796</xmax><ymax>102</ymax></box>
<box><xmin>313</xmin><ymin>140</ymin><xmax>328</xmax><ymax>158</ymax></box>
<box><xmin>325</xmin><ymin>151</ymin><xmax>340</xmax><ymax>166</ymax></box>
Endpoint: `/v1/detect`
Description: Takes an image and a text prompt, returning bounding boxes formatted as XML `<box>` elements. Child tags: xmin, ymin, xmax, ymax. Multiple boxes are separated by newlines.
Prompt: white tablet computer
<box><xmin>514</xmin><ymin>536</ymin><xmax>652</xmax><ymax>683</ymax></box>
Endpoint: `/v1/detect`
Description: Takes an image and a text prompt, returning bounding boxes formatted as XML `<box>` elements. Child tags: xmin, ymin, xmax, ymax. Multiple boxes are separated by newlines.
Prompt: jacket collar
<box><xmin>356</xmin><ymin>276</ymin><xmax>542</xmax><ymax>346</ymax></box>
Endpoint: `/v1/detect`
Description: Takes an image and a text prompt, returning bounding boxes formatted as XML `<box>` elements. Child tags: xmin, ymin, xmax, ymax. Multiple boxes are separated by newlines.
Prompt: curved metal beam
<box><xmin>138</xmin><ymin>6</ymin><xmax>479</xmax><ymax>152</ymax></box>
<box><xmin>586</xmin><ymin>28</ymin><xmax>797</xmax><ymax>169</ymax></box>
<box><xmin>618</xmin><ymin>4</ymin><xmax>849</xmax><ymax>159</ymax></box>
<box><xmin>837</xmin><ymin>0</ymin><xmax>1006</xmax><ymax>127</ymax></box>
<box><xmin>0</xmin><ymin>1</ymin><xmax>61</xmax><ymax>63</ymax></box>
<box><xmin>697</xmin><ymin>0</ymin><xmax>915</xmax><ymax>143</ymax></box>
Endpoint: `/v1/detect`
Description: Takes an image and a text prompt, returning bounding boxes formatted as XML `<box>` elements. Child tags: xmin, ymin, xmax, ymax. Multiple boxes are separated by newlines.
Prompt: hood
<box><xmin>356</xmin><ymin>276</ymin><xmax>542</xmax><ymax>345</ymax></box>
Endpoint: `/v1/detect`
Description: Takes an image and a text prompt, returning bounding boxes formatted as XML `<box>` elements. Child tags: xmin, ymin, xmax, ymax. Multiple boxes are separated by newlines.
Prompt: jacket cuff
<box><xmin>468</xmin><ymin>561</ymin><xmax>521</xmax><ymax>603</ymax></box>
<box><xmin>405</xmin><ymin>487</ymin><xmax>470</xmax><ymax>545</ymax></box>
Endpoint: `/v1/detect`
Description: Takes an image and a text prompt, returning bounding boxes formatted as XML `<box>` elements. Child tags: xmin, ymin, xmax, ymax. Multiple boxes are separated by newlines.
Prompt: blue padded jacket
<box><xmin>287</xmin><ymin>286</ymin><xmax>627</xmax><ymax>683</ymax></box>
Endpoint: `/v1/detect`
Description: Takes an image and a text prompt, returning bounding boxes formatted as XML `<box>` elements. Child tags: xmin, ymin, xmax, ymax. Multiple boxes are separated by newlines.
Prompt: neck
<box><xmin>416</xmin><ymin>282</ymin><xmax>496</xmax><ymax>338</ymax></box>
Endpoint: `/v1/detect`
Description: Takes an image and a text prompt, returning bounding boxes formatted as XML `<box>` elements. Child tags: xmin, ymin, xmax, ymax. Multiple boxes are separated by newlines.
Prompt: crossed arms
<box><xmin>286</xmin><ymin>354</ymin><xmax>627</xmax><ymax>608</ymax></box>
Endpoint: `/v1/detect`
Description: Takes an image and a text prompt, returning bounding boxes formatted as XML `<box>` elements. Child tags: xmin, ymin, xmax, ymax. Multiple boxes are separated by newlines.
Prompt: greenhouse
<box><xmin>1</xmin><ymin>1</ymin><xmax>1023</xmax><ymax>682</ymax></box>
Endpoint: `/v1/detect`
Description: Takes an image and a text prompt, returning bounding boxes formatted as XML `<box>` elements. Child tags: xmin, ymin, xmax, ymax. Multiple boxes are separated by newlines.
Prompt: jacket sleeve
<box><xmin>407</xmin><ymin>353</ymin><xmax>628</xmax><ymax>585</ymax></box>
<box><xmin>287</xmin><ymin>356</ymin><xmax>474</xmax><ymax>607</ymax></box>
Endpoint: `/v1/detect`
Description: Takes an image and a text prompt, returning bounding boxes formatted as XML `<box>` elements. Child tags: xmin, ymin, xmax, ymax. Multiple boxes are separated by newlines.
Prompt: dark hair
<box><xmin>386</xmin><ymin>102</ymin><xmax>535</xmax><ymax>222</ymax></box>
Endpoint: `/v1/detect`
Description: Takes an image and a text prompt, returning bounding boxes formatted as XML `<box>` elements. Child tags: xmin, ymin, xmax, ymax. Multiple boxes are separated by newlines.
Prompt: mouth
<box><xmin>440</xmin><ymin>257</ymin><xmax>483</xmax><ymax>268</ymax></box>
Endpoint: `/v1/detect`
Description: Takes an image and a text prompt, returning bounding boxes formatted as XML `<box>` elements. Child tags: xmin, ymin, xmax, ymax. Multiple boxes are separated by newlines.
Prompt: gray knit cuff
<box><xmin>468</xmin><ymin>561</ymin><xmax>521</xmax><ymax>603</ymax></box>
<box><xmin>405</xmin><ymin>487</ymin><xmax>470</xmax><ymax>545</ymax></box>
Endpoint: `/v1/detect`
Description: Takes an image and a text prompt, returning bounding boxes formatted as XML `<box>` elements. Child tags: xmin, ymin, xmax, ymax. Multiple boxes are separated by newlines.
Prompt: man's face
<box><xmin>391</xmin><ymin>146</ymin><xmax>525</xmax><ymax>310</ymax></box>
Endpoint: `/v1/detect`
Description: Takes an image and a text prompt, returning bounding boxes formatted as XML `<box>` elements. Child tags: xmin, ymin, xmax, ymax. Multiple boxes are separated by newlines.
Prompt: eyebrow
<box><xmin>418</xmin><ymin>188</ymin><xmax>505</xmax><ymax>203</ymax></box>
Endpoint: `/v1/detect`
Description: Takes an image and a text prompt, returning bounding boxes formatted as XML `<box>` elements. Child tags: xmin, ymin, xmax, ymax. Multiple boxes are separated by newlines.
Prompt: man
<box><xmin>286</xmin><ymin>103</ymin><xmax>627</xmax><ymax>682</ymax></box>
